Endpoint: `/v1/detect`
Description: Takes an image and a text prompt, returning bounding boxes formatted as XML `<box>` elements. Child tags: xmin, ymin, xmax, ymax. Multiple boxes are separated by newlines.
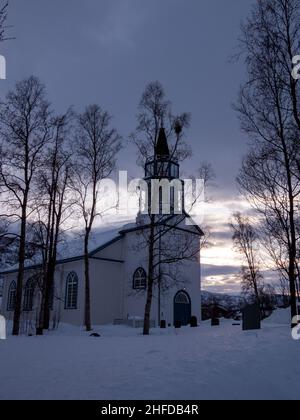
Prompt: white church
<box><xmin>0</xmin><ymin>128</ymin><xmax>203</xmax><ymax>329</ymax></box>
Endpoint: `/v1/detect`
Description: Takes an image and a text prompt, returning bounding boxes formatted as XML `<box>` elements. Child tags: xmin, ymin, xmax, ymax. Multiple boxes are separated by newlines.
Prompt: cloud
<box><xmin>88</xmin><ymin>0</ymin><xmax>147</xmax><ymax>48</ymax></box>
<box><xmin>202</xmin><ymin>264</ymin><xmax>239</xmax><ymax>276</ymax></box>
<box><xmin>201</xmin><ymin>264</ymin><xmax>240</xmax><ymax>294</ymax></box>
<box><xmin>202</xmin><ymin>263</ymin><xmax>279</xmax><ymax>295</ymax></box>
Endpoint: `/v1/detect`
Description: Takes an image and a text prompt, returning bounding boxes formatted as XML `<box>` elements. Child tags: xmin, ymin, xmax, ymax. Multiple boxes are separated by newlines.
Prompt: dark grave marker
<box><xmin>174</xmin><ymin>320</ymin><xmax>181</xmax><ymax>329</ymax></box>
<box><xmin>160</xmin><ymin>320</ymin><xmax>166</xmax><ymax>329</ymax></box>
<box><xmin>211</xmin><ymin>318</ymin><xmax>220</xmax><ymax>326</ymax></box>
<box><xmin>190</xmin><ymin>316</ymin><xmax>198</xmax><ymax>328</ymax></box>
<box><xmin>242</xmin><ymin>303</ymin><xmax>261</xmax><ymax>331</ymax></box>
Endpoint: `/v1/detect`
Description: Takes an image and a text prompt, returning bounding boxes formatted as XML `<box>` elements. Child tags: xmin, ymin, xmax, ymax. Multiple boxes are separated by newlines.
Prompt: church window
<box><xmin>7</xmin><ymin>281</ymin><xmax>16</xmax><ymax>311</ymax></box>
<box><xmin>174</xmin><ymin>291</ymin><xmax>190</xmax><ymax>304</ymax></box>
<box><xmin>23</xmin><ymin>278</ymin><xmax>35</xmax><ymax>311</ymax></box>
<box><xmin>65</xmin><ymin>272</ymin><xmax>78</xmax><ymax>310</ymax></box>
<box><xmin>133</xmin><ymin>268</ymin><xmax>147</xmax><ymax>290</ymax></box>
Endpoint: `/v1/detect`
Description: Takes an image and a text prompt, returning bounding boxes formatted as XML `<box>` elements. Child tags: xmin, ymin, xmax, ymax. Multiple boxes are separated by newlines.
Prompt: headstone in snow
<box><xmin>160</xmin><ymin>320</ymin><xmax>166</xmax><ymax>329</ymax></box>
<box><xmin>0</xmin><ymin>315</ymin><xmax>6</xmax><ymax>340</ymax></box>
<box><xmin>190</xmin><ymin>316</ymin><xmax>198</xmax><ymax>328</ymax></box>
<box><xmin>242</xmin><ymin>303</ymin><xmax>261</xmax><ymax>331</ymax></box>
<box><xmin>174</xmin><ymin>320</ymin><xmax>181</xmax><ymax>329</ymax></box>
<box><xmin>211</xmin><ymin>318</ymin><xmax>220</xmax><ymax>327</ymax></box>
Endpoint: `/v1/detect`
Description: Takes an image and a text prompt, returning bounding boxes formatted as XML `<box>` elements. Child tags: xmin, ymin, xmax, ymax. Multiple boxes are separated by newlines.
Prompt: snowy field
<box><xmin>0</xmin><ymin>309</ymin><xmax>299</xmax><ymax>400</ymax></box>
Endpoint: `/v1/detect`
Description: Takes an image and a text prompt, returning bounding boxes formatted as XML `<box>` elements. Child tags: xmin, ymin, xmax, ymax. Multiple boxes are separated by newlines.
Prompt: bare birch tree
<box><xmin>34</xmin><ymin>110</ymin><xmax>74</xmax><ymax>334</ymax></box>
<box><xmin>72</xmin><ymin>105</ymin><xmax>121</xmax><ymax>331</ymax></box>
<box><xmin>235</xmin><ymin>0</ymin><xmax>300</xmax><ymax>326</ymax></box>
<box><xmin>0</xmin><ymin>76</ymin><xmax>50</xmax><ymax>335</ymax></box>
<box><xmin>230</xmin><ymin>212</ymin><xmax>264</xmax><ymax>307</ymax></box>
<box><xmin>130</xmin><ymin>81</ymin><xmax>192</xmax><ymax>167</ymax></box>
<box><xmin>0</xmin><ymin>1</ymin><xmax>9</xmax><ymax>42</ymax></box>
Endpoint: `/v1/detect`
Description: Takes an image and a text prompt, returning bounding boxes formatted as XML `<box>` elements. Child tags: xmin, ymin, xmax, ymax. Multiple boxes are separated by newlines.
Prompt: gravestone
<box><xmin>242</xmin><ymin>303</ymin><xmax>261</xmax><ymax>331</ymax></box>
<box><xmin>160</xmin><ymin>320</ymin><xmax>166</xmax><ymax>329</ymax></box>
<box><xmin>174</xmin><ymin>320</ymin><xmax>181</xmax><ymax>329</ymax></box>
<box><xmin>211</xmin><ymin>318</ymin><xmax>220</xmax><ymax>327</ymax></box>
<box><xmin>190</xmin><ymin>316</ymin><xmax>198</xmax><ymax>328</ymax></box>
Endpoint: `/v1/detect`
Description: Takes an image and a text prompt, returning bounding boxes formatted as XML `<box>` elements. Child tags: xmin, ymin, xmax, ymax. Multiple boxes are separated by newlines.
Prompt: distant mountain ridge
<box><xmin>201</xmin><ymin>290</ymin><xmax>244</xmax><ymax>311</ymax></box>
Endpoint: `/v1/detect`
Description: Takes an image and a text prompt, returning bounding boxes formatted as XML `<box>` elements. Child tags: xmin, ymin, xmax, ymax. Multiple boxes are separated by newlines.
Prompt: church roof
<box><xmin>120</xmin><ymin>213</ymin><xmax>204</xmax><ymax>237</ymax></box>
<box><xmin>0</xmin><ymin>225</ymin><xmax>125</xmax><ymax>275</ymax></box>
<box><xmin>0</xmin><ymin>213</ymin><xmax>203</xmax><ymax>275</ymax></box>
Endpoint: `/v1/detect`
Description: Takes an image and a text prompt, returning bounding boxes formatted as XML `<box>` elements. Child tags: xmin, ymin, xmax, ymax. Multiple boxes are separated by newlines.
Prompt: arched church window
<box><xmin>7</xmin><ymin>281</ymin><xmax>16</xmax><ymax>311</ymax></box>
<box><xmin>65</xmin><ymin>272</ymin><xmax>78</xmax><ymax>310</ymax></box>
<box><xmin>23</xmin><ymin>278</ymin><xmax>36</xmax><ymax>311</ymax></box>
<box><xmin>174</xmin><ymin>291</ymin><xmax>190</xmax><ymax>304</ymax></box>
<box><xmin>133</xmin><ymin>268</ymin><xmax>147</xmax><ymax>290</ymax></box>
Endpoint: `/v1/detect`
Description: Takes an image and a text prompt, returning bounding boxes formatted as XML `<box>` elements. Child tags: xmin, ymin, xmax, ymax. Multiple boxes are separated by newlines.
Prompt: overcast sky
<box><xmin>0</xmin><ymin>0</ymin><xmax>260</xmax><ymax>293</ymax></box>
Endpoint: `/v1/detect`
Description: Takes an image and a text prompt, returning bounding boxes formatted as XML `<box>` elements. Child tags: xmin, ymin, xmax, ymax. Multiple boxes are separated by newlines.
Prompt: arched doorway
<box><xmin>174</xmin><ymin>291</ymin><xmax>191</xmax><ymax>326</ymax></box>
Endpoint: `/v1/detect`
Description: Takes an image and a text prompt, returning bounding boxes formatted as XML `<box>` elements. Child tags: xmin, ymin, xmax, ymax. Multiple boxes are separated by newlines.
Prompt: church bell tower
<box><xmin>140</xmin><ymin>124</ymin><xmax>185</xmax><ymax>217</ymax></box>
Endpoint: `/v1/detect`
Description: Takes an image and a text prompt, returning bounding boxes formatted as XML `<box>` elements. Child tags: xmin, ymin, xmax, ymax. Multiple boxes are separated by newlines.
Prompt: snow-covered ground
<box><xmin>0</xmin><ymin>309</ymin><xmax>299</xmax><ymax>400</ymax></box>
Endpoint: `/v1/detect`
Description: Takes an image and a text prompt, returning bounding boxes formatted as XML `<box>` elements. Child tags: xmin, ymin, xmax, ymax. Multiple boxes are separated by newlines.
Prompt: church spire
<box><xmin>155</xmin><ymin>127</ymin><xmax>170</xmax><ymax>158</ymax></box>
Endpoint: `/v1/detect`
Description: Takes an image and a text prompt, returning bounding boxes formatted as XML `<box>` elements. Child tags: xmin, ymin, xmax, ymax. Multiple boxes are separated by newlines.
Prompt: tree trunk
<box><xmin>289</xmin><ymin>251</ymin><xmax>298</xmax><ymax>327</ymax></box>
<box><xmin>84</xmin><ymin>230</ymin><xmax>92</xmax><ymax>331</ymax></box>
<box><xmin>43</xmin><ymin>258</ymin><xmax>56</xmax><ymax>330</ymax></box>
<box><xmin>284</xmin><ymin>145</ymin><xmax>298</xmax><ymax>328</ymax></box>
<box><xmin>37</xmin><ymin>209</ymin><xmax>53</xmax><ymax>335</ymax></box>
<box><xmin>43</xmin><ymin>173</ymin><xmax>67</xmax><ymax>331</ymax></box>
<box><xmin>36</xmin><ymin>267</ymin><xmax>47</xmax><ymax>335</ymax></box>
<box><xmin>143</xmin><ymin>216</ymin><xmax>155</xmax><ymax>335</ymax></box>
<box><xmin>12</xmin><ymin>202</ymin><xmax>27</xmax><ymax>336</ymax></box>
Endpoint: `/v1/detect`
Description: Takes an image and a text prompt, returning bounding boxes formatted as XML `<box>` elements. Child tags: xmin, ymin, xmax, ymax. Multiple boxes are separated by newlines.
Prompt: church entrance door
<box><xmin>174</xmin><ymin>291</ymin><xmax>191</xmax><ymax>326</ymax></box>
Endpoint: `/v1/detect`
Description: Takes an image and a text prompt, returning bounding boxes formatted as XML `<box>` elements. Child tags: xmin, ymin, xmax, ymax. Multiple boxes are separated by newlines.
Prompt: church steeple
<box><xmin>138</xmin><ymin>123</ymin><xmax>185</xmax><ymax>217</ymax></box>
<box><xmin>144</xmin><ymin>125</ymin><xmax>179</xmax><ymax>180</ymax></box>
<box><xmin>155</xmin><ymin>127</ymin><xmax>170</xmax><ymax>158</ymax></box>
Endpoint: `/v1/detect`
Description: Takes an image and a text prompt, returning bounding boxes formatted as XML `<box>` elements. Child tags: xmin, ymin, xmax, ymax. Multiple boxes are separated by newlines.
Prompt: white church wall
<box><xmin>1</xmin><ymin>270</ymin><xmax>40</xmax><ymax>321</ymax></box>
<box><xmin>159</xmin><ymin>259</ymin><xmax>201</xmax><ymax>325</ymax></box>
<box><xmin>0</xmin><ymin>217</ymin><xmax>202</xmax><ymax>330</ymax></box>
<box><xmin>93</xmin><ymin>237</ymin><xmax>123</xmax><ymax>261</ymax></box>
<box><xmin>1</xmin><ymin>272</ymin><xmax>15</xmax><ymax>319</ymax></box>
<box><xmin>0</xmin><ymin>262</ymin><xmax>85</xmax><ymax>328</ymax></box>
<box><xmin>54</xmin><ymin>260</ymin><xmax>85</xmax><ymax>326</ymax></box>
<box><xmin>0</xmin><ymin>241</ymin><xmax>125</xmax><ymax>328</ymax></box>
<box><xmin>121</xmin><ymin>223</ymin><xmax>202</xmax><ymax>327</ymax></box>
<box><xmin>122</xmin><ymin>230</ymin><xmax>158</xmax><ymax>323</ymax></box>
<box><xmin>89</xmin><ymin>258</ymin><xmax>124</xmax><ymax>325</ymax></box>
<box><xmin>54</xmin><ymin>238</ymin><xmax>125</xmax><ymax>327</ymax></box>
